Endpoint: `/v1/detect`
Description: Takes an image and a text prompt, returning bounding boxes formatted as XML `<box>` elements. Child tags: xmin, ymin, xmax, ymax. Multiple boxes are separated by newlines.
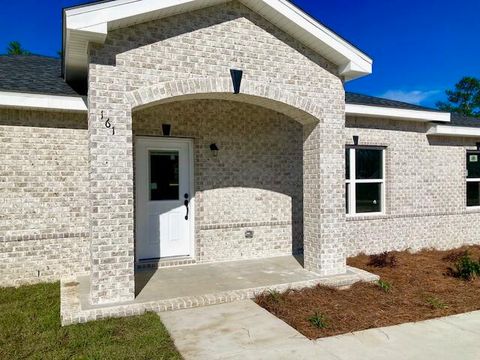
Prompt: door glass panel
<box><xmin>356</xmin><ymin>183</ymin><xmax>382</xmax><ymax>213</ymax></box>
<box><xmin>149</xmin><ymin>151</ymin><xmax>179</xmax><ymax>201</ymax></box>
<box><xmin>356</xmin><ymin>149</ymin><xmax>382</xmax><ymax>180</ymax></box>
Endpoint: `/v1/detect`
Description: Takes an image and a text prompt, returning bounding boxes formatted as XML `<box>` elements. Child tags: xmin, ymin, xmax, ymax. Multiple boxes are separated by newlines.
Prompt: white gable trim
<box><xmin>346</xmin><ymin>104</ymin><xmax>451</xmax><ymax>123</ymax></box>
<box><xmin>0</xmin><ymin>91</ymin><xmax>88</xmax><ymax>113</ymax></box>
<box><xmin>427</xmin><ymin>124</ymin><xmax>480</xmax><ymax>138</ymax></box>
<box><xmin>64</xmin><ymin>0</ymin><xmax>372</xmax><ymax>85</ymax></box>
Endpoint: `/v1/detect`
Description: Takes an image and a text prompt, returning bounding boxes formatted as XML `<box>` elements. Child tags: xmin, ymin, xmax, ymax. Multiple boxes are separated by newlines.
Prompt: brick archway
<box><xmin>127</xmin><ymin>78</ymin><xmax>321</xmax><ymax>125</ymax></box>
<box><xmin>89</xmin><ymin>76</ymin><xmax>346</xmax><ymax>306</ymax></box>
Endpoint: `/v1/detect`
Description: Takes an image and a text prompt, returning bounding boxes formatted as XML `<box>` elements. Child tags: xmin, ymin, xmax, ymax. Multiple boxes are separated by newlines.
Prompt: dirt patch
<box><xmin>255</xmin><ymin>246</ymin><xmax>480</xmax><ymax>339</ymax></box>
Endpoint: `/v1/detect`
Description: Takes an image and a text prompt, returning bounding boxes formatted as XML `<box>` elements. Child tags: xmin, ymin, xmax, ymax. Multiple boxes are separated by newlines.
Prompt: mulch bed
<box><xmin>255</xmin><ymin>246</ymin><xmax>480</xmax><ymax>339</ymax></box>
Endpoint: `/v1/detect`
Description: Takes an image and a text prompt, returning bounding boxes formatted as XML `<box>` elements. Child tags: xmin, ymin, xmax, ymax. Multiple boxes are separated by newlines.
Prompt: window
<box><xmin>467</xmin><ymin>151</ymin><xmax>480</xmax><ymax>207</ymax></box>
<box><xmin>346</xmin><ymin>147</ymin><xmax>385</xmax><ymax>215</ymax></box>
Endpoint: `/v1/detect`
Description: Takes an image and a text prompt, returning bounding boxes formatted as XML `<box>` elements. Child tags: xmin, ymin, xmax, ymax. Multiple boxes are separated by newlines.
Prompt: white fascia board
<box><xmin>427</xmin><ymin>124</ymin><xmax>480</xmax><ymax>138</ymax></box>
<box><xmin>346</xmin><ymin>104</ymin><xmax>451</xmax><ymax>123</ymax></box>
<box><xmin>0</xmin><ymin>92</ymin><xmax>87</xmax><ymax>113</ymax></box>
<box><xmin>64</xmin><ymin>0</ymin><xmax>372</xmax><ymax>82</ymax></box>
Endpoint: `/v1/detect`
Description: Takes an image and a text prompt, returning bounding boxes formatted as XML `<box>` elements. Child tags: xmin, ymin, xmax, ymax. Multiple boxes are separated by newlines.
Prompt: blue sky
<box><xmin>1</xmin><ymin>0</ymin><xmax>479</xmax><ymax>107</ymax></box>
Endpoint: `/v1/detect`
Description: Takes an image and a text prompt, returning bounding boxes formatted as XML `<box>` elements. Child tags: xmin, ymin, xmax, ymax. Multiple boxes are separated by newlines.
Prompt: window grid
<box><xmin>346</xmin><ymin>147</ymin><xmax>385</xmax><ymax>216</ymax></box>
<box><xmin>466</xmin><ymin>151</ymin><xmax>480</xmax><ymax>208</ymax></box>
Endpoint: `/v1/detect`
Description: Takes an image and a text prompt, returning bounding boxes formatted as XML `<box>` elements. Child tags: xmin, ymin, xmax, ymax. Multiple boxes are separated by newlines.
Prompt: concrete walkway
<box><xmin>160</xmin><ymin>300</ymin><xmax>480</xmax><ymax>360</ymax></box>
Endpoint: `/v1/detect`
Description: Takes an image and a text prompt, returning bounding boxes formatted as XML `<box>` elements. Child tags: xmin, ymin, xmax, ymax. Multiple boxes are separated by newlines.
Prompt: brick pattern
<box><xmin>134</xmin><ymin>100</ymin><xmax>303</xmax><ymax>261</ymax></box>
<box><xmin>0</xmin><ymin>108</ymin><xmax>90</xmax><ymax>286</ymax></box>
<box><xmin>345</xmin><ymin>117</ymin><xmax>480</xmax><ymax>255</ymax></box>
<box><xmin>88</xmin><ymin>1</ymin><xmax>346</xmax><ymax>303</ymax></box>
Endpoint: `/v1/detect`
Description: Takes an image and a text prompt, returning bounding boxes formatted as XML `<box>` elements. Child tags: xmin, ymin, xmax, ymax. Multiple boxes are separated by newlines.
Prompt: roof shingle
<box><xmin>0</xmin><ymin>55</ymin><xmax>79</xmax><ymax>96</ymax></box>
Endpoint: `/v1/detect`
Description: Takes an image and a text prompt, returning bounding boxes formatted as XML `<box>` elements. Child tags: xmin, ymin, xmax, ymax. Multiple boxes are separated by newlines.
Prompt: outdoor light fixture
<box><xmin>476</xmin><ymin>142</ymin><xmax>480</xmax><ymax>151</ymax></box>
<box><xmin>210</xmin><ymin>143</ymin><xmax>219</xmax><ymax>157</ymax></box>
<box><xmin>230</xmin><ymin>69</ymin><xmax>243</xmax><ymax>94</ymax></box>
<box><xmin>162</xmin><ymin>124</ymin><xmax>172</xmax><ymax>136</ymax></box>
<box><xmin>353</xmin><ymin>135</ymin><xmax>359</xmax><ymax>146</ymax></box>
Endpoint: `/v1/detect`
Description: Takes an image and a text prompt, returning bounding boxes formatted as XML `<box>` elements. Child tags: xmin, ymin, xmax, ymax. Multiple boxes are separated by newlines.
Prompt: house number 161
<box><xmin>101</xmin><ymin>111</ymin><xmax>115</xmax><ymax>135</ymax></box>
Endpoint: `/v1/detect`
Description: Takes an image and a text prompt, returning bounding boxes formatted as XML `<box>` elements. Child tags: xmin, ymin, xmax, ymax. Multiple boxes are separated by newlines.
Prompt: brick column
<box><xmin>303</xmin><ymin>98</ymin><xmax>346</xmax><ymax>276</ymax></box>
<box><xmin>88</xmin><ymin>65</ymin><xmax>135</xmax><ymax>305</ymax></box>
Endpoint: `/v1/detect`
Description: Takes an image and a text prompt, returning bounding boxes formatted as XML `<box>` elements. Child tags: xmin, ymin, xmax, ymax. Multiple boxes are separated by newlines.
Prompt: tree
<box><xmin>436</xmin><ymin>77</ymin><xmax>480</xmax><ymax>117</ymax></box>
<box><xmin>6</xmin><ymin>41</ymin><xmax>31</xmax><ymax>55</ymax></box>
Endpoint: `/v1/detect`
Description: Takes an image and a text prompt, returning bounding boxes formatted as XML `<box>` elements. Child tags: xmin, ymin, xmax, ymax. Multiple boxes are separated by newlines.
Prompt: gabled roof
<box><xmin>63</xmin><ymin>0</ymin><xmax>373</xmax><ymax>89</ymax></box>
<box><xmin>346</xmin><ymin>92</ymin><xmax>441</xmax><ymax>112</ymax></box>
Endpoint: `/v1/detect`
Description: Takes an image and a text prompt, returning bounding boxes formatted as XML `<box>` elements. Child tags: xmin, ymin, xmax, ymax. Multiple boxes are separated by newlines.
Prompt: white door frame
<box><xmin>134</xmin><ymin>136</ymin><xmax>195</xmax><ymax>263</ymax></box>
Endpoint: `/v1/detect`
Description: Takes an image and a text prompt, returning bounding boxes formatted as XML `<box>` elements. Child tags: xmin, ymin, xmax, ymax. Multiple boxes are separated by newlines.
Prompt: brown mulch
<box><xmin>255</xmin><ymin>246</ymin><xmax>480</xmax><ymax>339</ymax></box>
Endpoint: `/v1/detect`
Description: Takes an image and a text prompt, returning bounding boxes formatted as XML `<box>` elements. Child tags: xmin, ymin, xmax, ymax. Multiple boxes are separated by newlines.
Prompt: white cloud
<box><xmin>379</xmin><ymin>90</ymin><xmax>441</xmax><ymax>105</ymax></box>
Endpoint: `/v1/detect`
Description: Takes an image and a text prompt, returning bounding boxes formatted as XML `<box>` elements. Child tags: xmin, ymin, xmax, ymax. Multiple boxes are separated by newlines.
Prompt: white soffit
<box><xmin>346</xmin><ymin>104</ymin><xmax>451</xmax><ymax>123</ymax></box>
<box><xmin>64</xmin><ymin>0</ymin><xmax>372</xmax><ymax>85</ymax></box>
<box><xmin>0</xmin><ymin>91</ymin><xmax>87</xmax><ymax>112</ymax></box>
<box><xmin>427</xmin><ymin>124</ymin><xmax>480</xmax><ymax>138</ymax></box>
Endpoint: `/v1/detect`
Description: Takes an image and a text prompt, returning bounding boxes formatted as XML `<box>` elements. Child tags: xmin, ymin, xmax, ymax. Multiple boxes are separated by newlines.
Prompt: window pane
<box><xmin>356</xmin><ymin>183</ymin><xmax>382</xmax><ymax>213</ymax></box>
<box><xmin>150</xmin><ymin>151</ymin><xmax>179</xmax><ymax>201</ymax></box>
<box><xmin>356</xmin><ymin>149</ymin><xmax>383</xmax><ymax>180</ymax></box>
<box><xmin>346</xmin><ymin>149</ymin><xmax>350</xmax><ymax>180</ymax></box>
<box><xmin>467</xmin><ymin>182</ymin><xmax>480</xmax><ymax>207</ymax></box>
<box><xmin>346</xmin><ymin>183</ymin><xmax>350</xmax><ymax>214</ymax></box>
<box><xmin>467</xmin><ymin>153</ymin><xmax>480</xmax><ymax>179</ymax></box>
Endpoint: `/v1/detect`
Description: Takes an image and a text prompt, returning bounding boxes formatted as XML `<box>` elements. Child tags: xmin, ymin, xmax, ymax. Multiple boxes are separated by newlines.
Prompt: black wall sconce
<box><xmin>476</xmin><ymin>142</ymin><xmax>480</xmax><ymax>151</ymax></box>
<box><xmin>353</xmin><ymin>135</ymin><xmax>360</xmax><ymax>146</ymax></box>
<box><xmin>210</xmin><ymin>143</ymin><xmax>219</xmax><ymax>157</ymax></box>
<box><xmin>230</xmin><ymin>69</ymin><xmax>243</xmax><ymax>94</ymax></box>
<box><xmin>162</xmin><ymin>124</ymin><xmax>171</xmax><ymax>136</ymax></box>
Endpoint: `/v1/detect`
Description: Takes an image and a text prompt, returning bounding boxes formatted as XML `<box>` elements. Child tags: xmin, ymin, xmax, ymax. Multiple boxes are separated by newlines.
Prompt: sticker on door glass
<box><xmin>470</xmin><ymin>155</ymin><xmax>478</xmax><ymax>163</ymax></box>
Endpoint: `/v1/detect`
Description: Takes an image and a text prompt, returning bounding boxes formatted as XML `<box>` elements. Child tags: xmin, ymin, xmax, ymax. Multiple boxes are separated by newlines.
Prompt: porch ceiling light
<box><xmin>210</xmin><ymin>143</ymin><xmax>219</xmax><ymax>157</ymax></box>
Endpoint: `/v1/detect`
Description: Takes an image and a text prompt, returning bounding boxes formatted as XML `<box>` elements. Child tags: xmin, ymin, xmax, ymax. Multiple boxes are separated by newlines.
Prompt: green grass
<box><xmin>0</xmin><ymin>283</ymin><xmax>182</xmax><ymax>360</ymax></box>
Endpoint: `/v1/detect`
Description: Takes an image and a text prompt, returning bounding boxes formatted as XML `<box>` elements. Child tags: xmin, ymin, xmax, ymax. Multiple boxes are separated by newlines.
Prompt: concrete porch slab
<box><xmin>61</xmin><ymin>256</ymin><xmax>378</xmax><ymax>326</ymax></box>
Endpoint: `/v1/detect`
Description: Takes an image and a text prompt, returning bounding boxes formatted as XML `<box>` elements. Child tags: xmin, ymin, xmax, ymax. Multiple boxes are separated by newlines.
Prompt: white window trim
<box><xmin>346</xmin><ymin>147</ymin><xmax>386</xmax><ymax>217</ymax></box>
<box><xmin>466</xmin><ymin>151</ymin><xmax>480</xmax><ymax>208</ymax></box>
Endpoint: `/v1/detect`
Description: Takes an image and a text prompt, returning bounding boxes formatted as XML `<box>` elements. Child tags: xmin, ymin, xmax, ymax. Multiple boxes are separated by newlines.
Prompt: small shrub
<box><xmin>368</xmin><ymin>252</ymin><xmax>398</xmax><ymax>268</ymax></box>
<box><xmin>268</xmin><ymin>289</ymin><xmax>282</xmax><ymax>303</ymax></box>
<box><xmin>308</xmin><ymin>312</ymin><xmax>328</xmax><ymax>329</ymax></box>
<box><xmin>426</xmin><ymin>296</ymin><xmax>448</xmax><ymax>310</ymax></box>
<box><xmin>449</xmin><ymin>253</ymin><xmax>480</xmax><ymax>280</ymax></box>
<box><xmin>376</xmin><ymin>279</ymin><xmax>392</xmax><ymax>293</ymax></box>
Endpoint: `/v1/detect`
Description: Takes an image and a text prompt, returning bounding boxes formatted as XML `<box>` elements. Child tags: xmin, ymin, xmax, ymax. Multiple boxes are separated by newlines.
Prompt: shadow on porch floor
<box><xmin>61</xmin><ymin>256</ymin><xmax>379</xmax><ymax>326</ymax></box>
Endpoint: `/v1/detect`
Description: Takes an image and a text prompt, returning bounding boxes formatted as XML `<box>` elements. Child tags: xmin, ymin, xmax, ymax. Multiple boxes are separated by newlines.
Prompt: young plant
<box><xmin>450</xmin><ymin>253</ymin><xmax>480</xmax><ymax>281</ymax></box>
<box><xmin>268</xmin><ymin>289</ymin><xmax>282</xmax><ymax>303</ymax></box>
<box><xmin>377</xmin><ymin>279</ymin><xmax>392</xmax><ymax>293</ymax></box>
<box><xmin>426</xmin><ymin>296</ymin><xmax>448</xmax><ymax>310</ymax></box>
<box><xmin>308</xmin><ymin>312</ymin><xmax>329</xmax><ymax>329</ymax></box>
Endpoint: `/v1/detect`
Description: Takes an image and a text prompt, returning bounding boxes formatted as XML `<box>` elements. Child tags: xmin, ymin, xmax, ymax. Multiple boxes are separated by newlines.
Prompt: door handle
<box><xmin>184</xmin><ymin>194</ymin><xmax>189</xmax><ymax>221</ymax></box>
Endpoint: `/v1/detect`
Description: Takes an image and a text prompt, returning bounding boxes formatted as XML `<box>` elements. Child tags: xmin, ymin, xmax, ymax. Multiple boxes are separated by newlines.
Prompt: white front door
<box><xmin>135</xmin><ymin>137</ymin><xmax>194</xmax><ymax>261</ymax></box>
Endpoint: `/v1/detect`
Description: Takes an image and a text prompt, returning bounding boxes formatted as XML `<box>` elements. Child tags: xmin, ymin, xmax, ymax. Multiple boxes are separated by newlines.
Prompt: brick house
<box><xmin>1</xmin><ymin>0</ymin><xmax>480</xmax><ymax>316</ymax></box>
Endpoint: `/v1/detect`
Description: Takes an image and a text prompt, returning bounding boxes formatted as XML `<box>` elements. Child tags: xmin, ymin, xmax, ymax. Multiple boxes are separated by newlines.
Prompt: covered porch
<box><xmin>61</xmin><ymin>256</ymin><xmax>378</xmax><ymax>325</ymax></box>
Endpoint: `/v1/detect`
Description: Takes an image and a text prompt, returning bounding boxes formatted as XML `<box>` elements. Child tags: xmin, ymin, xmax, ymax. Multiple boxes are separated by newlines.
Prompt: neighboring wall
<box><xmin>345</xmin><ymin>116</ymin><xmax>480</xmax><ymax>256</ymax></box>
<box><xmin>134</xmin><ymin>99</ymin><xmax>303</xmax><ymax>262</ymax></box>
<box><xmin>0</xmin><ymin>108</ymin><xmax>89</xmax><ymax>286</ymax></box>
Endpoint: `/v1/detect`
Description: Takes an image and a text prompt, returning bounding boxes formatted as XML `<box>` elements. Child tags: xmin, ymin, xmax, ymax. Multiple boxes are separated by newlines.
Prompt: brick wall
<box><xmin>345</xmin><ymin>116</ymin><xmax>480</xmax><ymax>256</ymax></box>
<box><xmin>134</xmin><ymin>99</ymin><xmax>303</xmax><ymax>262</ymax></box>
<box><xmin>0</xmin><ymin>108</ymin><xmax>90</xmax><ymax>286</ymax></box>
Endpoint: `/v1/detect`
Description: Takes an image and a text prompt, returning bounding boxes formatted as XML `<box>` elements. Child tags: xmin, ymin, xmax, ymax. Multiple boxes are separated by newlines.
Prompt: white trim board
<box><xmin>0</xmin><ymin>91</ymin><xmax>87</xmax><ymax>112</ymax></box>
<box><xmin>346</xmin><ymin>104</ymin><xmax>451</xmax><ymax>123</ymax></box>
<box><xmin>427</xmin><ymin>124</ymin><xmax>480</xmax><ymax>138</ymax></box>
<box><xmin>63</xmin><ymin>0</ymin><xmax>373</xmax><ymax>85</ymax></box>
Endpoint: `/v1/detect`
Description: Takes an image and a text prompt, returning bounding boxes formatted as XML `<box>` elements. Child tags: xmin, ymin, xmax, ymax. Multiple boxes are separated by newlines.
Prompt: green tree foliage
<box><xmin>437</xmin><ymin>77</ymin><xmax>480</xmax><ymax>117</ymax></box>
<box><xmin>6</xmin><ymin>41</ymin><xmax>31</xmax><ymax>55</ymax></box>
